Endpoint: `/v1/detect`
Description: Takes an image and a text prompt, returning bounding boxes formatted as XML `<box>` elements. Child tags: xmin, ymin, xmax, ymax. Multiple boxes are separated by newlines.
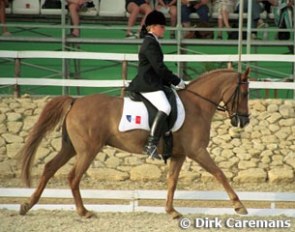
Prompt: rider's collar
<box><xmin>148</xmin><ymin>33</ymin><xmax>160</xmax><ymax>43</ymax></box>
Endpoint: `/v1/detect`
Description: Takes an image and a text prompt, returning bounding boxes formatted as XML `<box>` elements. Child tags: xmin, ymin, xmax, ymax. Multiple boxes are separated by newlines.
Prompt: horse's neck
<box><xmin>188</xmin><ymin>74</ymin><xmax>228</xmax><ymax>103</ymax></box>
<box><xmin>182</xmin><ymin>72</ymin><xmax>235</xmax><ymax>116</ymax></box>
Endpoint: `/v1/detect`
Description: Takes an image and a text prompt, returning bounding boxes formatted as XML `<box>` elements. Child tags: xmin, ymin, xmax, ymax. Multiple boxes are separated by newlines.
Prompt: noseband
<box><xmin>185</xmin><ymin>73</ymin><xmax>250</xmax><ymax>120</ymax></box>
<box><xmin>223</xmin><ymin>74</ymin><xmax>250</xmax><ymax>121</ymax></box>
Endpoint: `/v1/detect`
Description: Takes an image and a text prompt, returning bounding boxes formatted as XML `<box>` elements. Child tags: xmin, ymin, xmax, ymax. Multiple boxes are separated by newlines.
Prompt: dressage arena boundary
<box><xmin>0</xmin><ymin>188</ymin><xmax>294</xmax><ymax>217</ymax></box>
<box><xmin>0</xmin><ymin>51</ymin><xmax>295</xmax><ymax>91</ymax></box>
<box><xmin>0</xmin><ymin>52</ymin><xmax>294</xmax><ymax>218</ymax></box>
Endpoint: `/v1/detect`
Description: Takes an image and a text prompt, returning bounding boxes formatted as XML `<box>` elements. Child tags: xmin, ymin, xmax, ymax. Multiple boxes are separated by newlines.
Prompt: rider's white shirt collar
<box><xmin>149</xmin><ymin>32</ymin><xmax>160</xmax><ymax>44</ymax></box>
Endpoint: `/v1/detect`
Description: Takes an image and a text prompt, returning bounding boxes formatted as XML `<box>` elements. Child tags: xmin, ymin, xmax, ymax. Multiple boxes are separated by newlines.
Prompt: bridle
<box><xmin>185</xmin><ymin>73</ymin><xmax>250</xmax><ymax>120</ymax></box>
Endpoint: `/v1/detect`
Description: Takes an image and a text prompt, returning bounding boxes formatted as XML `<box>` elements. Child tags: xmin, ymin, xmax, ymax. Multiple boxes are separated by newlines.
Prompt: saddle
<box><xmin>128</xmin><ymin>87</ymin><xmax>178</xmax><ymax>131</ymax></box>
<box><xmin>127</xmin><ymin>87</ymin><xmax>178</xmax><ymax>163</ymax></box>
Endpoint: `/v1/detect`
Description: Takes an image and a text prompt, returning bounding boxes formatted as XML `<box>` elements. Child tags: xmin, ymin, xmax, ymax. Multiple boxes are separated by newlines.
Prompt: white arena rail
<box><xmin>0</xmin><ymin>188</ymin><xmax>294</xmax><ymax>217</ymax></box>
<box><xmin>1</xmin><ymin>50</ymin><xmax>295</xmax><ymax>62</ymax></box>
<box><xmin>0</xmin><ymin>51</ymin><xmax>294</xmax><ymax>90</ymax></box>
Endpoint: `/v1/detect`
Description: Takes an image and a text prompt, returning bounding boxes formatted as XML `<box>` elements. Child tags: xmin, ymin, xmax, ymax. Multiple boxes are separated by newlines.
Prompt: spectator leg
<box><xmin>68</xmin><ymin>3</ymin><xmax>81</xmax><ymax>37</ymax></box>
<box><xmin>181</xmin><ymin>5</ymin><xmax>191</xmax><ymax>38</ymax></box>
<box><xmin>139</xmin><ymin>3</ymin><xmax>152</xmax><ymax>25</ymax></box>
<box><xmin>126</xmin><ymin>3</ymin><xmax>140</xmax><ymax>36</ymax></box>
<box><xmin>196</xmin><ymin>5</ymin><xmax>209</xmax><ymax>23</ymax></box>
<box><xmin>169</xmin><ymin>5</ymin><xmax>177</xmax><ymax>38</ymax></box>
<box><xmin>217</xmin><ymin>17</ymin><xmax>223</xmax><ymax>38</ymax></box>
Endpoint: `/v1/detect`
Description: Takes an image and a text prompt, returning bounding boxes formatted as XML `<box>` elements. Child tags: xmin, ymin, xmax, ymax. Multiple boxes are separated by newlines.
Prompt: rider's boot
<box><xmin>144</xmin><ymin>111</ymin><xmax>167</xmax><ymax>160</ymax></box>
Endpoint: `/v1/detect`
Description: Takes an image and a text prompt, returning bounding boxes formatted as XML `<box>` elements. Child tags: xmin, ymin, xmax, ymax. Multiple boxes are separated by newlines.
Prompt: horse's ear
<box><xmin>242</xmin><ymin>67</ymin><xmax>251</xmax><ymax>81</ymax></box>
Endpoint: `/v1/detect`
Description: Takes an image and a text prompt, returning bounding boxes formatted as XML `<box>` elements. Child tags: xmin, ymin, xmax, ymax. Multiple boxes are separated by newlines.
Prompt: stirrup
<box><xmin>144</xmin><ymin>144</ymin><xmax>162</xmax><ymax>160</ymax></box>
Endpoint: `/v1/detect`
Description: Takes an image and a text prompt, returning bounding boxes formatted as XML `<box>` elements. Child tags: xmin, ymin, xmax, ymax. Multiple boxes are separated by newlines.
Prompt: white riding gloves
<box><xmin>175</xmin><ymin>79</ymin><xmax>186</xmax><ymax>90</ymax></box>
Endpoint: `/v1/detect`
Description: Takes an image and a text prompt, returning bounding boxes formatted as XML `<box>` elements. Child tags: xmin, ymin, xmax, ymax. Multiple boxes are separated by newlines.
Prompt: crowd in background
<box><xmin>0</xmin><ymin>0</ymin><xmax>294</xmax><ymax>40</ymax></box>
<box><xmin>123</xmin><ymin>0</ymin><xmax>294</xmax><ymax>40</ymax></box>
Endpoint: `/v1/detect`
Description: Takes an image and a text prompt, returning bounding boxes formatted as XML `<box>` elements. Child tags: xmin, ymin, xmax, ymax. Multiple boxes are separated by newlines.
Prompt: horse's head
<box><xmin>185</xmin><ymin>68</ymin><xmax>250</xmax><ymax>128</ymax></box>
<box><xmin>223</xmin><ymin>68</ymin><xmax>250</xmax><ymax>128</ymax></box>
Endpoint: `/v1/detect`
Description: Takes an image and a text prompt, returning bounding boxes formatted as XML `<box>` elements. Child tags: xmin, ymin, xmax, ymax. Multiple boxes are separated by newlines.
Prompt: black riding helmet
<box><xmin>140</xmin><ymin>10</ymin><xmax>166</xmax><ymax>38</ymax></box>
<box><xmin>145</xmin><ymin>10</ymin><xmax>166</xmax><ymax>27</ymax></box>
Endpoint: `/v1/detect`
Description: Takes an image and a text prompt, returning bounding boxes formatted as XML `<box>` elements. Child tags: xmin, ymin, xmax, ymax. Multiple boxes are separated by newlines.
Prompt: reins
<box><xmin>185</xmin><ymin>89</ymin><xmax>228</xmax><ymax>112</ymax></box>
<box><xmin>184</xmin><ymin>73</ymin><xmax>249</xmax><ymax>115</ymax></box>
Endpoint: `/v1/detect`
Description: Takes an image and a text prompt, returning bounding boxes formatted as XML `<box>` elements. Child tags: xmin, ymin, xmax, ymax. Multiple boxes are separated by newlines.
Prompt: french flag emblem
<box><xmin>126</xmin><ymin>115</ymin><xmax>141</xmax><ymax>124</ymax></box>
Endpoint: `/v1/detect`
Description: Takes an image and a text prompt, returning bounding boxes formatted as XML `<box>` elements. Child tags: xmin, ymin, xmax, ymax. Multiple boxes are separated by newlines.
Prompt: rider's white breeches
<box><xmin>140</xmin><ymin>90</ymin><xmax>171</xmax><ymax>115</ymax></box>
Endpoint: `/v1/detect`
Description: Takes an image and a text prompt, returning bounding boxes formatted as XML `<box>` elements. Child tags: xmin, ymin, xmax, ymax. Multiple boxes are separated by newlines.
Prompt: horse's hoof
<box><xmin>167</xmin><ymin>209</ymin><xmax>183</xmax><ymax>219</ymax></box>
<box><xmin>84</xmin><ymin>211</ymin><xmax>96</xmax><ymax>218</ymax></box>
<box><xmin>235</xmin><ymin>207</ymin><xmax>248</xmax><ymax>215</ymax></box>
<box><xmin>172</xmin><ymin>212</ymin><xmax>183</xmax><ymax>220</ymax></box>
<box><xmin>78</xmin><ymin>209</ymin><xmax>96</xmax><ymax>218</ymax></box>
<box><xmin>20</xmin><ymin>202</ymin><xmax>30</xmax><ymax>215</ymax></box>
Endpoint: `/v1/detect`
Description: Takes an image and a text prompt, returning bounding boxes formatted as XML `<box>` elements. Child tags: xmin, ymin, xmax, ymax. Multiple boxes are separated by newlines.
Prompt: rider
<box><xmin>126</xmin><ymin>10</ymin><xmax>185</xmax><ymax>160</ymax></box>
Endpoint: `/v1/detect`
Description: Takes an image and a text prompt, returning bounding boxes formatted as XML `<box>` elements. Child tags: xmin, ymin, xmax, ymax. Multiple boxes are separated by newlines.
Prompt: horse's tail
<box><xmin>19</xmin><ymin>96</ymin><xmax>75</xmax><ymax>187</ymax></box>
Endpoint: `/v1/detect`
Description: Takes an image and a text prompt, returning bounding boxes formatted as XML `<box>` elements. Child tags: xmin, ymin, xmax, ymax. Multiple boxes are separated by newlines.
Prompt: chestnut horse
<box><xmin>19</xmin><ymin>68</ymin><xmax>250</xmax><ymax>219</ymax></box>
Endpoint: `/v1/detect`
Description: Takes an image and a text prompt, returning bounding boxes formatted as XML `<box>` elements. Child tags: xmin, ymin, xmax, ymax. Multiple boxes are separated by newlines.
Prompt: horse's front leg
<box><xmin>189</xmin><ymin>148</ymin><xmax>248</xmax><ymax>215</ymax></box>
<box><xmin>165</xmin><ymin>155</ymin><xmax>186</xmax><ymax>219</ymax></box>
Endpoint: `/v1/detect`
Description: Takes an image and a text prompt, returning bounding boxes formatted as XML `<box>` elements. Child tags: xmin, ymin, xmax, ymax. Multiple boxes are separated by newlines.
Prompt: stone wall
<box><xmin>0</xmin><ymin>96</ymin><xmax>294</xmax><ymax>184</ymax></box>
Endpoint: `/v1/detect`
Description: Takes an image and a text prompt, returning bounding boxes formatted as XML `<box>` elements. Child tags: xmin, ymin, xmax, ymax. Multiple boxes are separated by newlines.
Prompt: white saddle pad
<box><xmin>119</xmin><ymin>92</ymin><xmax>185</xmax><ymax>132</ymax></box>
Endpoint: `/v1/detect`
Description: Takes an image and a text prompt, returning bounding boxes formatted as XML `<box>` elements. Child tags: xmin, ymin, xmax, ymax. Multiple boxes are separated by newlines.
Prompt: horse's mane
<box><xmin>187</xmin><ymin>68</ymin><xmax>235</xmax><ymax>86</ymax></box>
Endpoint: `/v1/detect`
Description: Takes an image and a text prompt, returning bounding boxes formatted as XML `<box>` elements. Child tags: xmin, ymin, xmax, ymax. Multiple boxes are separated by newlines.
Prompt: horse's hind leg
<box><xmin>20</xmin><ymin>141</ymin><xmax>75</xmax><ymax>215</ymax></box>
<box><xmin>189</xmin><ymin>148</ymin><xmax>248</xmax><ymax>215</ymax></box>
<box><xmin>67</xmin><ymin>146</ymin><xmax>100</xmax><ymax>218</ymax></box>
<box><xmin>165</xmin><ymin>155</ymin><xmax>185</xmax><ymax>219</ymax></box>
